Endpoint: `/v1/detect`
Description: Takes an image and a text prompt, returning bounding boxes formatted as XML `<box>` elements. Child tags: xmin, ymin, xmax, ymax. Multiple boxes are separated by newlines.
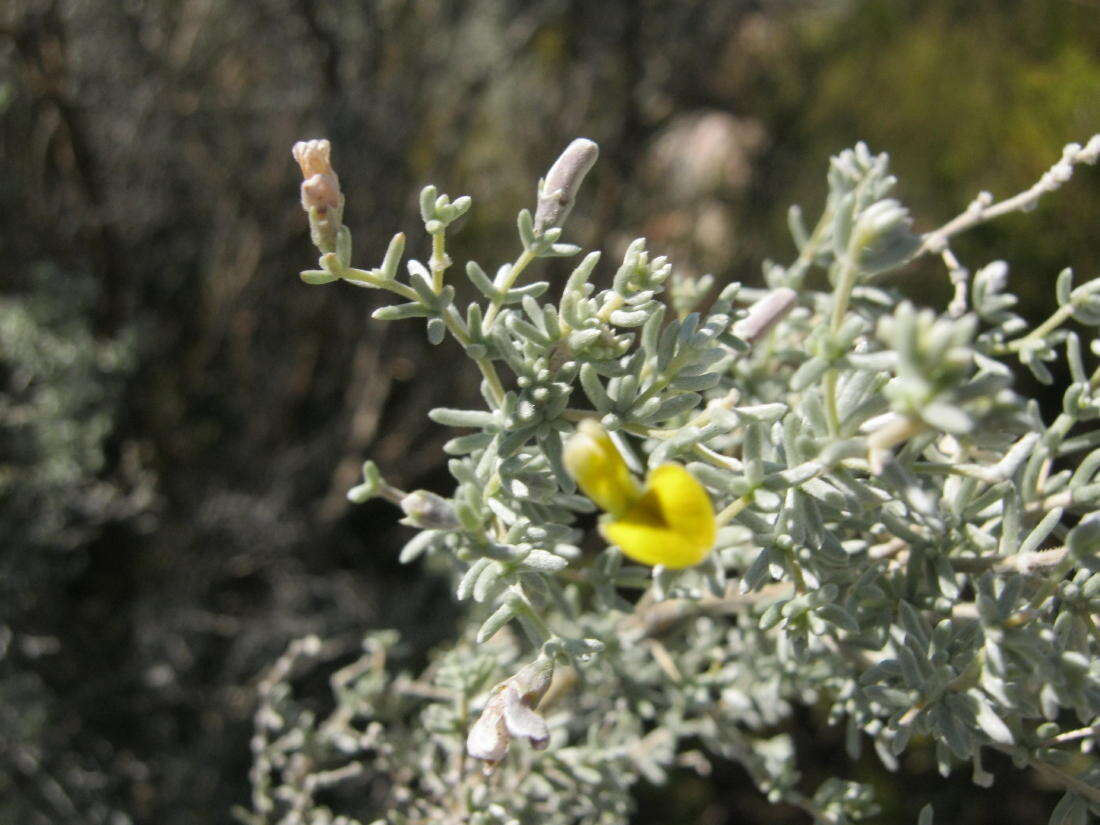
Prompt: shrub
<box><xmin>245</xmin><ymin>133</ymin><xmax>1100</xmax><ymax>825</ymax></box>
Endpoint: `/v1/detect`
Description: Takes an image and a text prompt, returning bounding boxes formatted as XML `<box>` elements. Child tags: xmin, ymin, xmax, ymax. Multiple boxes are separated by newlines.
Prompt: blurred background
<box><xmin>2</xmin><ymin>0</ymin><xmax>1099</xmax><ymax>822</ymax></box>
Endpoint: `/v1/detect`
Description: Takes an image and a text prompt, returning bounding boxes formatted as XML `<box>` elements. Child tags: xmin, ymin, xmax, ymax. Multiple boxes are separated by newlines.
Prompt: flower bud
<box><xmin>534</xmin><ymin>138</ymin><xmax>599</xmax><ymax>234</ymax></box>
<box><xmin>399</xmin><ymin>490</ymin><xmax>460</xmax><ymax>530</ymax></box>
<box><xmin>292</xmin><ymin>139</ymin><xmax>342</xmax><ymax>213</ymax></box>
<box><xmin>466</xmin><ymin>688</ymin><xmax>511</xmax><ymax>764</ymax></box>
<box><xmin>733</xmin><ymin>288</ymin><xmax>798</xmax><ymax>345</ymax></box>
<box><xmin>301</xmin><ymin>173</ymin><xmax>341</xmax><ymax>213</ymax></box>
<box><xmin>467</xmin><ymin>655</ymin><xmax>555</xmax><ymax>766</ymax></box>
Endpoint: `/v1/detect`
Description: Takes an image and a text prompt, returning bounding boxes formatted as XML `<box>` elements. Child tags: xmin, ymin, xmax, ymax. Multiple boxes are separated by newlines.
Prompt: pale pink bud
<box><xmin>292</xmin><ymin>139</ymin><xmax>342</xmax><ymax>213</ymax></box>
<box><xmin>301</xmin><ymin>173</ymin><xmax>341</xmax><ymax>212</ymax></box>
<box><xmin>292</xmin><ymin>139</ymin><xmax>334</xmax><ymax>178</ymax></box>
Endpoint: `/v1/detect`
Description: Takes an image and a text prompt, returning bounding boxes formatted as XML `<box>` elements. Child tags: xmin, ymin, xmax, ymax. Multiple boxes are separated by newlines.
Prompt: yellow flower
<box><xmin>564</xmin><ymin>420</ymin><xmax>715</xmax><ymax>569</ymax></box>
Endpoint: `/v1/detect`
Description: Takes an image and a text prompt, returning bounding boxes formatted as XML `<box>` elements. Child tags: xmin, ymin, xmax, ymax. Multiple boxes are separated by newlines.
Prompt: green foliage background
<box><xmin>1</xmin><ymin>1</ymin><xmax>1098</xmax><ymax>822</ymax></box>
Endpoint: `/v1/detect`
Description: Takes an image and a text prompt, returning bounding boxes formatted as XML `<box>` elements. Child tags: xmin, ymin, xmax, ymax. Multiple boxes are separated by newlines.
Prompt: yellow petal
<box><xmin>563</xmin><ymin>419</ymin><xmax>640</xmax><ymax>517</ymax></box>
<box><xmin>601</xmin><ymin>464</ymin><xmax>716</xmax><ymax>569</ymax></box>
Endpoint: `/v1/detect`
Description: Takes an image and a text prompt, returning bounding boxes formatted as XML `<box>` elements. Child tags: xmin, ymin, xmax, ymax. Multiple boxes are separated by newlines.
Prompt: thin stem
<box><xmin>483</xmin><ymin>248</ymin><xmax>536</xmax><ymax>329</ymax></box>
<box><xmin>823</xmin><ymin>370</ymin><xmax>841</xmax><ymax>437</ymax></box>
<box><xmin>829</xmin><ymin>257</ymin><xmax>859</xmax><ymax>333</ymax></box>
<box><xmin>919</xmin><ymin>137</ymin><xmax>1100</xmax><ymax>255</ymax></box>
<box><xmin>715</xmin><ymin>494</ymin><xmax>752</xmax><ymax>527</ymax></box>
<box><xmin>1043</xmin><ymin>725</ymin><xmax>1100</xmax><ymax>747</ymax></box>
<box><xmin>823</xmin><ymin>256</ymin><xmax>859</xmax><ymax>436</ymax></box>
<box><xmin>785</xmin><ymin>205</ymin><xmax>834</xmax><ymax>289</ymax></box>
<box><xmin>1089</xmin><ymin>363</ymin><xmax>1100</xmax><ymax>391</ymax></box>
<box><xmin>441</xmin><ymin>305</ymin><xmax>506</xmax><ymax>407</ymax></box>
<box><xmin>990</xmin><ymin>743</ymin><xmax>1100</xmax><ymax>806</ymax></box>
<box><xmin>344</xmin><ymin>268</ymin><xmax>420</xmax><ymax>302</ymax></box>
<box><xmin>941</xmin><ymin>246</ymin><xmax>970</xmax><ymax>318</ymax></box>
<box><xmin>429</xmin><ymin>231</ymin><xmax>450</xmax><ymax>293</ymax></box>
<box><xmin>1000</xmin><ymin>303</ymin><xmax>1075</xmax><ymax>354</ymax></box>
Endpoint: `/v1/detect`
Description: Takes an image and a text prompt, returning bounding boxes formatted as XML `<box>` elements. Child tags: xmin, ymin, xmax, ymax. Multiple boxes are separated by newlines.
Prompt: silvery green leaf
<box><xmin>398</xmin><ymin>530</ymin><xmax>438</xmax><ymax>564</ymax></box>
<box><xmin>458</xmin><ymin>558</ymin><xmax>493</xmax><ymax>601</ymax></box>
<box><xmin>380</xmin><ymin>232</ymin><xmax>405</xmax><ymax>280</ymax></box>
<box><xmin>742</xmin><ymin>548</ymin><xmax>774</xmax><ymax>591</ymax></box>
<box><xmin>1020</xmin><ymin>507</ymin><xmax>1065</xmax><ymax>556</ymax></box>
<box><xmin>970</xmin><ymin>692</ymin><xmax>1013</xmax><ymax>745</ymax></box>
<box><xmin>1068</xmin><ymin>516</ymin><xmax>1100</xmax><ymax>563</ymax></box>
<box><xmin>418</xmin><ymin>185</ymin><xmax>437</xmax><ymax>223</ymax></box>
<box><xmin>476</xmin><ymin>602</ymin><xmax>516</xmax><ymax>643</ymax></box>
<box><xmin>465</xmin><ymin>260</ymin><xmax>498</xmax><ymax>299</ymax></box>
<box><xmin>426</xmin><ymin>317</ymin><xmax>446</xmax><ymax>345</ymax></box>
<box><xmin>669</xmin><ymin>373</ymin><xmax>721</xmax><ymax>392</ymax></box>
<box><xmin>473</xmin><ymin>561</ymin><xmax>506</xmax><ymax>603</ymax></box>
<box><xmin>788</xmin><ymin>204</ymin><xmax>808</xmax><ymax>250</ymax></box>
<box><xmin>918</xmin><ymin>804</ymin><xmax>935</xmax><ymax>825</ymax></box>
<box><xmin>934</xmin><ymin>556</ymin><xmax>960</xmax><ymax>599</ymax></box>
<box><xmin>743</xmin><ymin>421</ymin><xmax>765</xmax><ymax>467</ymax></box>
<box><xmin>1067</xmin><ymin>332</ymin><xmax>1087</xmax><ymax>383</ymax></box>
<box><xmin>300</xmin><ymin>269</ymin><xmax>339</xmax><ymax>285</ymax></box>
<box><xmin>520</xmin><ymin>550</ymin><xmax>568</xmax><ymax>573</ymax></box>
<box><xmin>508</xmin><ymin>316</ymin><xmax>552</xmax><ymax>346</ymax></box>
<box><xmin>641</xmin><ymin>304</ymin><xmax>666</xmax><ymax>356</ymax></box>
<box><xmin>336</xmin><ymin>225</ymin><xmax>352</xmax><ymax>265</ymax></box>
<box><xmin>505</xmin><ymin>281</ymin><xmax>550</xmax><ymax>304</ymax></box>
<box><xmin>920</xmin><ymin>402</ymin><xmax>972</xmax><ymax>434</ymax></box>
<box><xmin>610</xmin><ymin>308</ymin><xmax>650</xmax><ymax>327</ymax></box>
<box><xmin>832</xmin><ymin>192</ymin><xmax>856</xmax><ymax>259</ymax></box>
<box><xmin>898</xmin><ymin>601</ymin><xmax>930</xmax><ymax>651</ymax></box>
<box><xmin>444</xmin><ymin>432</ymin><xmax>494</xmax><ymax>455</ymax></box>
<box><xmin>791</xmin><ymin>356</ymin><xmax>830</xmax><ymax>391</ymax></box>
<box><xmin>875</xmin><ymin>736</ymin><xmax>900</xmax><ymax>772</ymax></box>
<box><xmin>498</xmin><ymin>426</ymin><xmax>533</xmax><ymax>457</ymax></box>
<box><xmin>859</xmin><ymin>660</ymin><xmax>901</xmax><ymax>685</ymax></box>
<box><xmin>1021</xmin><ymin>348</ymin><xmax>1055</xmax><ymax>384</ymax></box>
<box><xmin>934</xmin><ymin>700</ymin><xmax>971</xmax><ymax>759</ymax></box>
<box><xmin>895</xmin><ymin>642</ymin><xmax>925</xmax><ymax>690</ymax></box>
<box><xmin>430</xmin><ymin>407</ymin><xmax>498</xmax><ymax>429</ymax></box>
<box><xmin>542</xmin><ymin>242</ymin><xmax>581</xmax><ymax>257</ymax></box>
<box><xmin>862</xmin><ymin>685</ymin><xmax>910</xmax><ymax>707</ymax></box>
<box><xmin>517</xmin><ymin>208</ymin><xmax>536</xmax><ymax>249</ymax></box>
<box><xmin>816</xmin><ymin>603</ymin><xmax>859</xmax><ymax>633</ymax></box>
<box><xmin>1056</xmin><ymin>268</ymin><xmax>1075</xmax><ymax>306</ymax></box>
<box><xmin>561</xmin><ymin>251</ymin><xmax>600</xmax><ymax>301</ymax></box>
<box><xmin>1071</xmin><ymin>482</ymin><xmax>1100</xmax><ymax>506</ymax></box>
<box><xmin>580</xmin><ymin>365</ymin><xmax>616</xmax><ymax>413</ymax></box>
<box><xmin>373</xmin><ymin>302</ymin><xmax>429</xmax><ymax>321</ymax></box>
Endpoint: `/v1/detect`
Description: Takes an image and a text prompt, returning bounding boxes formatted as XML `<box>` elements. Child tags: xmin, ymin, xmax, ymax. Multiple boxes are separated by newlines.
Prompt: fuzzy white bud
<box><xmin>534</xmin><ymin>138</ymin><xmax>599</xmax><ymax>234</ymax></box>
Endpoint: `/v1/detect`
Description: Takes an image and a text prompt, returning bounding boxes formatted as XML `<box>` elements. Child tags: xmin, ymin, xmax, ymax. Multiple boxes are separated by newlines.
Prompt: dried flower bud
<box><xmin>301</xmin><ymin>173</ymin><xmax>341</xmax><ymax>213</ymax></box>
<box><xmin>292</xmin><ymin>139</ymin><xmax>342</xmax><ymax>213</ymax></box>
<box><xmin>467</xmin><ymin>655</ymin><xmax>554</xmax><ymax>765</ymax></box>
<box><xmin>292</xmin><ymin>139</ymin><xmax>334</xmax><ymax>178</ymax></box>
<box><xmin>466</xmin><ymin>688</ymin><xmax>511</xmax><ymax>764</ymax></box>
<box><xmin>501</xmin><ymin>684</ymin><xmax>549</xmax><ymax>750</ymax></box>
<box><xmin>534</xmin><ymin>138</ymin><xmax>599</xmax><ymax>234</ymax></box>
